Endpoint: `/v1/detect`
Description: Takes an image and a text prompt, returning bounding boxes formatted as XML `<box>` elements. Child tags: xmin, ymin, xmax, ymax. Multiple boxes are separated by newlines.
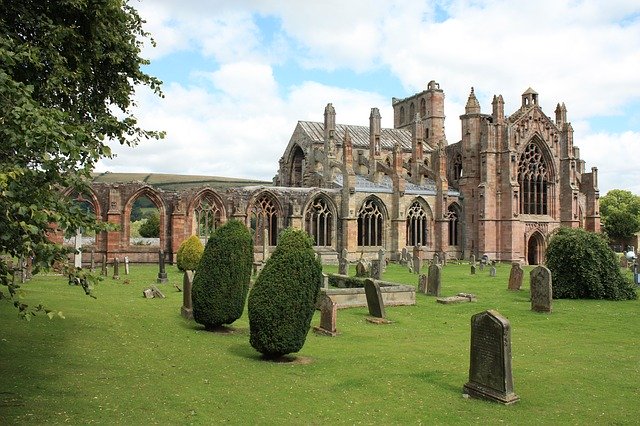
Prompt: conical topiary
<box><xmin>176</xmin><ymin>235</ymin><xmax>204</xmax><ymax>271</ymax></box>
<box><xmin>248</xmin><ymin>227</ymin><xmax>322</xmax><ymax>357</ymax></box>
<box><xmin>192</xmin><ymin>220</ymin><xmax>253</xmax><ymax>329</ymax></box>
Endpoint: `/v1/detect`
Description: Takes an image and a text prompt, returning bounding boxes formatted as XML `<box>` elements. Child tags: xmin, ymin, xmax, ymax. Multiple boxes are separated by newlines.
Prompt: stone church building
<box><xmin>62</xmin><ymin>81</ymin><xmax>600</xmax><ymax>266</ymax></box>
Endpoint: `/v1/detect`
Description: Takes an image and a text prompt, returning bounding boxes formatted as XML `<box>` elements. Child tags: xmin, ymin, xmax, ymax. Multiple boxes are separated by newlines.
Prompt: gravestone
<box><xmin>401</xmin><ymin>247</ymin><xmax>408</xmax><ymax>265</ymax></box>
<box><xmin>470</xmin><ymin>264</ymin><xmax>476</xmax><ymax>275</ymax></box>
<box><xmin>181</xmin><ymin>270</ymin><xmax>194</xmax><ymax>319</ymax></box>
<box><xmin>143</xmin><ymin>285</ymin><xmax>165</xmax><ymax>299</ymax></box>
<box><xmin>508</xmin><ymin>263</ymin><xmax>524</xmax><ymax>291</ymax></box>
<box><xmin>433</xmin><ymin>252</ymin><xmax>440</xmax><ymax>266</ymax></box>
<box><xmin>157</xmin><ymin>250</ymin><xmax>168</xmax><ymax>283</ymax></box>
<box><xmin>378</xmin><ymin>248</ymin><xmax>386</xmax><ymax>272</ymax></box>
<box><xmin>113</xmin><ymin>257</ymin><xmax>120</xmax><ymax>280</ymax></box>
<box><xmin>101</xmin><ymin>254</ymin><xmax>107</xmax><ymax>276</ymax></box>
<box><xmin>338</xmin><ymin>249</ymin><xmax>349</xmax><ymax>276</ymax></box>
<box><xmin>355</xmin><ymin>260</ymin><xmax>369</xmax><ymax>278</ymax></box>
<box><xmin>427</xmin><ymin>264</ymin><xmax>442</xmax><ymax>296</ymax></box>
<box><xmin>124</xmin><ymin>256</ymin><xmax>130</xmax><ymax>275</ymax></box>
<box><xmin>322</xmin><ymin>273</ymin><xmax>329</xmax><ymax>289</ymax></box>
<box><xmin>412</xmin><ymin>245</ymin><xmax>422</xmax><ymax>274</ymax></box>
<box><xmin>370</xmin><ymin>259</ymin><xmax>382</xmax><ymax>280</ymax></box>
<box><xmin>418</xmin><ymin>274</ymin><xmax>428</xmax><ymax>293</ymax></box>
<box><xmin>479</xmin><ymin>263</ymin><xmax>485</xmax><ymax>272</ymax></box>
<box><xmin>437</xmin><ymin>293</ymin><xmax>477</xmax><ymax>304</ymax></box>
<box><xmin>364</xmin><ymin>279</ymin><xmax>385</xmax><ymax>319</ymax></box>
<box><xmin>406</xmin><ymin>252</ymin><xmax>413</xmax><ymax>269</ymax></box>
<box><xmin>90</xmin><ymin>249</ymin><xmax>95</xmax><ymax>272</ymax></box>
<box><xmin>489</xmin><ymin>266</ymin><xmax>496</xmax><ymax>277</ymax></box>
<box><xmin>530</xmin><ymin>266</ymin><xmax>552</xmax><ymax>313</ymax></box>
<box><xmin>441</xmin><ymin>251</ymin><xmax>447</xmax><ymax>266</ymax></box>
<box><xmin>313</xmin><ymin>295</ymin><xmax>338</xmax><ymax>336</ymax></box>
<box><xmin>463</xmin><ymin>310</ymin><xmax>519</xmax><ymax>405</ymax></box>
<box><xmin>470</xmin><ymin>254</ymin><xmax>476</xmax><ymax>265</ymax></box>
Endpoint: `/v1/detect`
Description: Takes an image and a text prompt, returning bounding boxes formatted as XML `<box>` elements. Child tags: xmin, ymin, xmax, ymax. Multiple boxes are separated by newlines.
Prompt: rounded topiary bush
<box><xmin>546</xmin><ymin>227</ymin><xmax>637</xmax><ymax>300</ymax></box>
<box><xmin>192</xmin><ymin>220</ymin><xmax>254</xmax><ymax>329</ymax></box>
<box><xmin>248</xmin><ymin>228</ymin><xmax>323</xmax><ymax>358</ymax></box>
<box><xmin>176</xmin><ymin>235</ymin><xmax>204</xmax><ymax>271</ymax></box>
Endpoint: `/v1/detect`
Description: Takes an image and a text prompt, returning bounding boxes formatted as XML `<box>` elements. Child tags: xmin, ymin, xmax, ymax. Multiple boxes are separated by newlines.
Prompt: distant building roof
<box><xmin>91</xmin><ymin>172</ymin><xmax>271</xmax><ymax>191</ymax></box>
<box><xmin>298</xmin><ymin>121</ymin><xmax>416</xmax><ymax>151</ymax></box>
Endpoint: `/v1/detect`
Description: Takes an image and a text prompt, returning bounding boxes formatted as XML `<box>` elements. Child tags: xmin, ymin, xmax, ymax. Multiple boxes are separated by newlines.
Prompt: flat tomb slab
<box><xmin>436</xmin><ymin>293</ymin><xmax>477</xmax><ymax>304</ymax></box>
<box><xmin>320</xmin><ymin>282</ymin><xmax>416</xmax><ymax>309</ymax></box>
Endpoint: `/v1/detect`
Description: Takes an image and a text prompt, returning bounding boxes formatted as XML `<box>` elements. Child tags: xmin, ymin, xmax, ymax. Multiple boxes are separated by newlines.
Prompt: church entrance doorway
<box><xmin>527</xmin><ymin>232</ymin><xmax>544</xmax><ymax>265</ymax></box>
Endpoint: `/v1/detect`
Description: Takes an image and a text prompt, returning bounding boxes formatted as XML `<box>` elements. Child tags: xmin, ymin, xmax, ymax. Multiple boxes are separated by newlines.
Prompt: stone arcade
<box><xmin>55</xmin><ymin>82</ymin><xmax>600</xmax><ymax>265</ymax></box>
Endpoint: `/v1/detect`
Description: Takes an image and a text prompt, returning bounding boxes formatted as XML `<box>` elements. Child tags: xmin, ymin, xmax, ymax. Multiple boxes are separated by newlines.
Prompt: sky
<box><xmin>95</xmin><ymin>0</ymin><xmax>640</xmax><ymax>195</ymax></box>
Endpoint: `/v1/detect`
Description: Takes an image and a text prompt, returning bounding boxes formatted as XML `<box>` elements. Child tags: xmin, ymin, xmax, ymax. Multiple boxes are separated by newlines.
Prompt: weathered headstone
<box><xmin>441</xmin><ymin>251</ymin><xmax>447</xmax><ymax>266</ymax></box>
<box><xmin>338</xmin><ymin>249</ymin><xmax>349</xmax><ymax>276</ymax></box>
<box><xmin>433</xmin><ymin>252</ymin><xmax>440</xmax><ymax>266</ymax></box>
<box><xmin>322</xmin><ymin>272</ymin><xmax>329</xmax><ymax>289</ymax></box>
<box><xmin>470</xmin><ymin>264</ymin><xmax>476</xmax><ymax>275</ymax></box>
<box><xmin>355</xmin><ymin>260</ymin><xmax>369</xmax><ymax>278</ymax></box>
<box><xmin>101</xmin><ymin>254</ymin><xmax>107</xmax><ymax>276</ymax></box>
<box><xmin>378</xmin><ymin>248</ymin><xmax>386</xmax><ymax>272</ymax></box>
<box><xmin>143</xmin><ymin>285</ymin><xmax>165</xmax><ymax>299</ymax></box>
<box><xmin>313</xmin><ymin>295</ymin><xmax>338</xmax><ymax>336</ymax></box>
<box><xmin>418</xmin><ymin>274</ymin><xmax>428</xmax><ymax>293</ymax></box>
<box><xmin>113</xmin><ymin>257</ymin><xmax>120</xmax><ymax>280</ymax></box>
<box><xmin>124</xmin><ymin>256</ymin><xmax>130</xmax><ymax>275</ymax></box>
<box><xmin>427</xmin><ymin>264</ymin><xmax>442</xmax><ymax>296</ymax></box>
<box><xmin>470</xmin><ymin>254</ymin><xmax>476</xmax><ymax>265</ymax></box>
<box><xmin>157</xmin><ymin>249</ymin><xmax>168</xmax><ymax>283</ymax></box>
<box><xmin>370</xmin><ymin>259</ymin><xmax>382</xmax><ymax>280</ymax></box>
<box><xmin>530</xmin><ymin>266</ymin><xmax>552</xmax><ymax>313</ymax></box>
<box><xmin>489</xmin><ymin>266</ymin><xmax>496</xmax><ymax>277</ymax></box>
<box><xmin>412</xmin><ymin>245</ymin><xmax>422</xmax><ymax>274</ymax></box>
<box><xmin>364</xmin><ymin>279</ymin><xmax>385</xmax><ymax>319</ymax></box>
<box><xmin>181</xmin><ymin>270</ymin><xmax>194</xmax><ymax>319</ymax></box>
<box><xmin>401</xmin><ymin>247</ymin><xmax>408</xmax><ymax>265</ymax></box>
<box><xmin>463</xmin><ymin>310</ymin><xmax>519</xmax><ymax>405</ymax></box>
<box><xmin>507</xmin><ymin>263</ymin><xmax>524</xmax><ymax>291</ymax></box>
<box><xmin>479</xmin><ymin>263</ymin><xmax>485</xmax><ymax>272</ymax></box>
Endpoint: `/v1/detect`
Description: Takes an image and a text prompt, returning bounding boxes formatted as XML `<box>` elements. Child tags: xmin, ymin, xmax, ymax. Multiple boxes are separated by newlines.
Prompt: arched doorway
<box><xmin>527</xmin><ymin>232</ymin><xmax>544</xmax><ymax>265</ymax></box>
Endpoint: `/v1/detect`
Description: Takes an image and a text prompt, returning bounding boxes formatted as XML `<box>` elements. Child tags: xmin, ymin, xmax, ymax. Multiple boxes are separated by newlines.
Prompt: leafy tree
<box><xmin>248</xmin><ymin>228</ymin><xmax>323</xmax><ymax>358</ymax></box>
<box><xmin>176</xmin><ymin>235</ymin><xmax>204</xmax><ymax>272</ymax></box>
<box><xmin>192</xmin><ymin>221</ymin><xmax>253</xmax><ymax>330</ymax></box>
<box><xmin>546</xmin><ymin>227</ymin><xmax>637</xmax><ymax>300</ymax></box>
<box><xmin>138</xmin><ymin>212</ymin><xmax>160</xmax><ymax>238</ymax></box>
<box><xmin>600</xmin><ymin>189</ymin><xmax>640</xmax><ymax>240</ymax></box>
<box><xmin>0</xmin><ymin>0</ymin><xmax>163</xmax><ymax>315</ymax></box>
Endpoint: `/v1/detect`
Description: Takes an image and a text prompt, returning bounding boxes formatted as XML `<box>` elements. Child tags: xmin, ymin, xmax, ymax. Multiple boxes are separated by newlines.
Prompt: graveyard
<box><xmin>1</xmin><ymin>262</ymin><xmax>638</xmax><ymax>424</ymax></box>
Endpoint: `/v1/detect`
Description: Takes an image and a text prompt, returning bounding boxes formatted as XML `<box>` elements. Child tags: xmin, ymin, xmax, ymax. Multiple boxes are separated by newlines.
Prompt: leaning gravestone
<box><xmin>143</xmin><ymin>285</ymin><xmax>165</xmax><ymax>299</ymax></box>
<box><xmin>113</xmin><ymin>257</ymin><xmax>120</xmax><ymax>280</ymax></box>
<box><xmin>427</xmin><ymin>264</ymin><xmax>442</xmax><ymax>296</ymax></box>
<box><xmin>508</xmin><ymin>263</ymin><xmax>524</xmax><ymax>291</ymax></box>
<box><xmin>157</xmin><ymin>249</ymin><xmax>168</xmax><ymax>283</ymax></box>
<box><xmin>313</xmin><ymin>294</ymin><xmax>338</xmax><ymax>337</ymax></box>
<box><xmin>418</xmin><ymin>274</ymin><xmax>428</xmax><ymax>294</ymax></box>
<box><xmin>370</xmin><ymin>259</ymin><xmax>382</xmax><ymax>280</ymax></box>
<box><xmin>530</xmin><ymin>266</ymin><xmax>552</xmax><ymax>313</ymax></box>
<box><xmin>463</xmin><ymin>310</ymin><xmax>519</xmax><ymax>405</ymax></box>
<box><xmin>364</xmin><ymin>279</ymin><xmax>386</xmax><ymax>320</ymax></box>
<box><xmin>441</xmin><ymin>251</ymin><xmax>447</xmax><ymax>266</ymax></box>
<box><xmin>181</xmin><ymin>270</ymin><xmax>194</xmax><ymax>319</ymax></box>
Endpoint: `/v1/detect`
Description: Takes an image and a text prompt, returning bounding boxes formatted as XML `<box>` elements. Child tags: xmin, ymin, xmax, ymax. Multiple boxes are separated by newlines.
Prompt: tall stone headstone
<box><xmin>181</xmin><ymin>270</ymin><xmax>194</xmax><ymax>319</ymax></box>
<box><xmin>401</xmin><ymin>247</ymin><xmax>408</xmax><ymax>265</ymax></box>
<box><xmin>113</xmin><ymin>257</ymin><xmax>120</xmax><ymax>280</ymax></box>
<box><xmin>508</xmin><ymin>263</ymin><xmax>524</xmax><ymax>291</ymax></box>
<box><xmin>471</xmin><ymin>264</ymin><xmax>476</xmax><ymax>275</ymax></box>
<box><xmin>479</xmin><ymin>263</ymin><xmax>485</xmax><ymax>272</ymax></box>
<box><xmin>322</xmin><ymin>273</ymin><xmax>329</xmax><ymax>289</ymax></box>
<box><xmin>412</xmin><ymin>246</ymin><xmax>422</xmax><ymax>275</ymax></box>
<box><xmin>314</xmin><ymin>294</ymin><xmax>338</xmax><ymax>336</ymax></box>
<box><xmin>370</xmin><ymin>259</ymin><xmax>382</xmax><ymax>280</ymax></box>
<box><xmin>427</xmin><ymin>264</ymin><xmax>442</xmax><ymax>296</ymax></box>
<box><xmin>463</xmin><ymin>310</ymin><xmax>519</xmax><ymax>405</ymax></box>
<box><xmin>530</xmin><ymin>266</ymin><xmax>552</xmax><ymax>313</ymax></box>
<box><xmin>124</xmin><ymin>256</ymin><xmax>130</xmax><ymax>275</ymax></box>
<box><xmin>157</xmin><ymin>249</ymin><xmax>168</xmax><ymax>283</ymax></box>
<box><xmin>338</xmin><ymin>248</ymin><xmax>349</xmax><ymax>276</ymax></box>
<box><xmin>364</xmin><ymin>279</ymin><xmax>385</xmax><ymax>319</ymax></box>
<box><xmin>441</xmin><ymin>251</ymin><xmax>447</xmax><ymax>266</ymax></box>
<box><xmin>433</xmin><ymin>252</ymin><xmax>440</xmax><ymax>266</ymax></box>
<box><xmin>101</xmin><ymin>254</ymin><xmax>107</xmax><ymax>276</ymax></box>
<box><xmin>355</xmin><ymin>260</ymin><xmax>369</xmax><ymax>278</ymax></box>
<box><xmin>489</xmin><ymin>266</ymin><xmax>497</xmax><ymax>277</ymax></box>
<box><xmin>378</xmin><ymin>248</ymin><xmax>386</xmax><ymax>272</ymax></box>
<box><xmin>470</xmin><ymin>254</ymin><xmax>476</xmax><ymax>265</ymax></box>
<box><xmin>418</xmin><ymin>274</ymin><xmax>428</xmax><ymax>294</ymax></box>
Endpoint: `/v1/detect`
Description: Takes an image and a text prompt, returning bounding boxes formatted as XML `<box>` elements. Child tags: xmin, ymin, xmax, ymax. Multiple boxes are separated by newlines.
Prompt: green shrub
<box><xmin>192</xmin><ymin>220</ymin><xmax>254</xmax><ymax>329</ymax></box>
<box><xmin>138</xmin><ymin>212</ymin><xmax>160</xmax><ymax>238</ymax></box>
<box><xmin>176</xmin><ymin>235</ymin><xmax>204</xmax><ymax>271</ymax></box>
<box><xmin>248</xmin><ymin>228</ymin><xmax>322</xmax><ymax>357</ymax></box>
<box><xmin>546</xmin><ymin>227</ymin><xmax>637</xmax><ymax>300</ymax></box>
<box><xmin>328</xmin><ymin>274</ymin><xmax>366</xmax><ymax>288</ymax></box>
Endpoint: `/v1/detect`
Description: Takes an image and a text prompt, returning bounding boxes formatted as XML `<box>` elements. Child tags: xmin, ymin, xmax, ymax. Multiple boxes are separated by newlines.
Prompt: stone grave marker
<box><xmin>441</xmin><ymin>251</ymin><xmax>447</xmax><ymax>266</ymax></box>
<box><xmin>508</xmin><ymin>263</ymin><xmax>524</xmax><ymax>291</ymax></box>
<box><xmin>463</xmin><ymin>310</ymin><xmax>519</xmax><ymax>405</ymax></box>
<box><xmin>364</xmin><ymin>279</ymin><xmax>386</xmax><ymax>321</ymax></box>
<box><xmin>338</xmin><ymin>249</ymin><xmax>349</xmax><ymax>276</ymax></box>
<box><xmin>181</xmin><ymin>270</ymin><xmax>194</xmax><ymax>319</ymax></box>
<box><xmin>418</xmin><ymin>274</ymin><xmax>428</xmax><ymax>293</ymax></box>
<box><xmin>370</xmin><ymin>259</ymin><xmax>382</xmax><ymax>280</ymax></box>
<box><xmin>313</xmin><ymin>295</ymin><xmax>338</xmax><ymax>336</ymax></box>
<box><xmin>489</xmin><ymin>266</ymin><xmax>496</xmax><ymax>277</ymax></box>
<box><xmin>470</xmin><ymin>254</ymin><xmax>476</xmax><ymax>265</ymax></box>
<box><xmin>437</xmin><ymin>293</ymin><xmax>477</xmax><ymax>304</ymax></box>
<box><xmin>479</xmin><ymin>263</ymin><xmax>485</xmax><ymax>272</ymax></box>
<box><xmin>113</xmin><ymin>257</ymin><xmax>120</xmax><ymax>280</ymax></box>
<box><xmin>143</xmin><ymin>285</ymin><xmax>165</xmax><ymax>299</ymax></box>
<box><xmin>355</xmin><ymin>260</ymin><xmax>369</xmax><ymax>278</ymax></box>
<box><xmin>530</xmin><ymin>266</ymin><xmax>552</xmax><ymax>313</ymax></box>
<box><xmin>427</xmin><ymin>264</ymin><xmax>442</xmax><ymax>296</ymax></box>
<box><xmin>470</xmin><ymin>264</ymin><xmax>476</xmax><ymax>275</ymax></box>
<box><xmin>74</xmin><ymin>229</ymin><xmax>82</xmax><ymax>268</ymax></box>
<box><xmin>378</xmin><ymin>248</ymin><xmax>386</xmax><ymax>272</ymax></box>
<box><xmin>101</xmin><ymin>254</ymin><xmax>107</xmax><ymax>276</ymax></box>
<box><xmin>433</xmin><ymin>252</ymin><xmax>440</xmax><ymax>266</ymax></box>
<box><xmin>157</xmin><ymin>249</ymin><xmax>168</xmax><ymax>283</ymax></box>
<box><xmin>322</xmin><ymin>273</ymin><xmax>329</xmax><ymax>289</ymax></box>
<box><xmin>124</xmin><ymin>256</ymin><xmax>130</xmax><ymax>275</ymax></box>
<box><xmin>401</xmin><ymin>247</ymin><xmax>408</xmax><ymax>265</ymax></box>
<box><xmin>412</xmin><ymin>249</ymin><xmax>422</xmax><ymax>274</ymax></box>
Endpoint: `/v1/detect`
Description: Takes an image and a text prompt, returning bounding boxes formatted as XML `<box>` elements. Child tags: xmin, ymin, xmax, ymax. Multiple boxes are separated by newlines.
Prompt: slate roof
<box><xmin>333</xmin><ymin>173</ymin><xmax>459</xmax><ymax>197</ymax></box>
<box><xmin>298</xmin><ymin>121</ymin><xmax>415</xmax><ymax>151</ymax></box>
<box><xmin>91</xmin><ymin>172</ymin><xmax>271</xmax><ymax>191</ymax></box>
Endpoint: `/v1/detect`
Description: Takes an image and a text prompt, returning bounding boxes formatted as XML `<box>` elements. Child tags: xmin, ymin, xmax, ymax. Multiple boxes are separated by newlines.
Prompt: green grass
<box><xmin>1</xmin><ymin>263</ymin><xmax>639</xmax><ymax>424</ymax></box>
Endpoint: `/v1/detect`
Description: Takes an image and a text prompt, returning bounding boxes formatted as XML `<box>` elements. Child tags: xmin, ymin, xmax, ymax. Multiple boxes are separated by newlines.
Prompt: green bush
<box><xmin>176</xmin><ymin>235</ymin><xmax>204</xmax><ymax>271</ymax></box>
<box><xmin>248</xmin><ymin>228</ymin><xmax>322</xmax><ymax>357</ymax></box>
<box><xmin>546</xmin><ymin>227</ymin><xmax>637</xmax><ymax>300</ymax></box>
<box><xmin>192</xmin><ymin>220</ymin><xmax>254</xmax><ymax>329</ymax></box>
<box><xmin>328</xmin><ymin>274</ymin><xmax>366</xmax><ymax>288</ymax></box>
<box><xmin>138</xmin><ymin>212</ymin><xmax>160</xmax><ymax>238</ymax></box>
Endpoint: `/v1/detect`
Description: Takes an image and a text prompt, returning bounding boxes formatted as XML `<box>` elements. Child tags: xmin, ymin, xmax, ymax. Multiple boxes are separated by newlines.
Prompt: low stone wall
<box><xmin>320</xmin><ymin>279</ymin><xmax>416</xmax><ymax>309</ymax></box>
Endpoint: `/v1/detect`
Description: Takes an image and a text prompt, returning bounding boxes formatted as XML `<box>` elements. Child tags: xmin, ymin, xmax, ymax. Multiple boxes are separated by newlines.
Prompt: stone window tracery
<box><xmin>420</xmin><ymin>98</ymin><xmax>426</xmax><ymax>118</ymax></box>
<box><xmin>447</xmin><ymin>204</ymin><xmax>460</xmax><ymax>246</ymax></box>
<box><xmin>357</xmin><ymin>198</ymin><xmax>384</xmax><ymax>246</ymax></box>
<box><xmin>305</xmin><ymin>197</ymin><xmax>333</xmax><ymax>247</ymax></box>
<box><xmin>518</xmin><ymin>143</ymin><xmax>549</xmax><ymax>215</ymax></box>
<box><xmin>194</xmin><ymin>194</ymin><xmax>221</xmax><ymax>242</ymax></box>
<box><xmin>406</xmin><ymin>201</ymin><xmax>428</xmax><ymax>246</ymax></box>
<box><xmin>251</xmin><ymin>194</ymin><xmax>278</xmax><ymax>246</ymax></box>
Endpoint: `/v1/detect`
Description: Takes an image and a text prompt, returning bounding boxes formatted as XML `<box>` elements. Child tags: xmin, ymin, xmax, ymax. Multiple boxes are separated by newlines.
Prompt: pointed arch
<box><xmin>188</xmin><ymin>189</ymin><xmax>226</xmax><ymax>243</ymax></box>
<box><xmin>62</xmin><ymin>188</ymin><xmax>101</xmax><ymax>246</ymax></box>
<box><xmin>406</xmin><ymin>197</ymin><xmax>433</xmax><ymax>247</ymax></box>
<box><xmin>447</xmin><ymin>203</ymin><xmax>462</xmax><ymax>247</ymax></box>
<box><xmin>286</xmin><ymin>144</ymin><xmax>305</xmax><ymax>187</ymax></box>
<box><xmin>304</xmin><ymin>192</ymin><xmax>337</xmax><ymax>247</ymax></box>
<box><xmin>518</xmin><ymin>138</ymin><xmax>556</xmax><ymax>215</ymax></box>
<box><xmin>248</xmin><ymin>190</ymin><xmax>282</xmax><ymax>246</ymax></box>
<box><xmin>124</xmin><ymin>186</ymin><xmax>166</xmax><ymax>247</ymax></box>
<box><xmin>357</xmin><ymin>196</ymin><xmax>387</xmax><ymax>247</ymax></box>
<box><xmin>527</xmin><ymin>231</ymin><xmax>545</xmax><ymax>265</ymax></box>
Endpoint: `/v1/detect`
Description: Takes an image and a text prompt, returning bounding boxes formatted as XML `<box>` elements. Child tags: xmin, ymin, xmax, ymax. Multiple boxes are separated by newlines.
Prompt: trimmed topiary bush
<box><xmin>248</xmin><ymin>228</ymin><xmax>323</xmax><ymax>358</ymax></box>
<box><xmin>192</xmin><ymin>220</ymin><xmax>254</xmax><ymax>329</ymax></box>
<box><xmin>176</xmin><ymin>235</ymin><xmax>204</xmax><ymax>271</ymax></box>
<box><xmin>546</xmin><ymin>227</ymin><xmax>637</xmax><ymax>300</ymax></box>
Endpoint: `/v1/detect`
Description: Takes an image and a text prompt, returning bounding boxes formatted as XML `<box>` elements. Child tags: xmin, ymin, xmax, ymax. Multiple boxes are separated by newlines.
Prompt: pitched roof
<box><xmin>91</xmin><ymin>172</ymin><xmax>271</xmax><ymax>191</ymax></box>
<box><xmin>298</xmin><ymin>121</ymin><xmax>414</xmax><ymax>151</ymax></box>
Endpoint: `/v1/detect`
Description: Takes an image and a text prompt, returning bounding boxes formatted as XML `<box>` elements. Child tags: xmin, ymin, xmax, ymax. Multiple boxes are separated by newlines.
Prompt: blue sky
<box><xmin>97</xmin><ymin>0</ymin><xmax>640</xmax><ymax>195</ymax></box>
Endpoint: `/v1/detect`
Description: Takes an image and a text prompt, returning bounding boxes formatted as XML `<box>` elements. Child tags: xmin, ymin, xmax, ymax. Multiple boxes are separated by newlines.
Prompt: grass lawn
<box><xmin>1</xmin><ymin>262</ymin><xmax>639</xmax><ymax>424</ymax></box>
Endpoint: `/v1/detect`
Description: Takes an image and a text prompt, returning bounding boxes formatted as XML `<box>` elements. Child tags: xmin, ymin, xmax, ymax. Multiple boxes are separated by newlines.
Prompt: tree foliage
<box><xmin>176</xmin><ymin>235</ymin><xmax>204</xmax><ymax>272</ymax></box>
<box><xmin>600</xmin><ymin>189</ymin><xmax>640</xmax><ymax>240</ymax></box>
<box><xmin>138</xmin><ymin>212</ymin><xmax>160</xmax><ymax>238</ymax></box>
<box><xmin>192</xmin><ymin>221</ymin><xmax>253</xmax><ymax>329</ymax></box>
<box><xmin>546</xmin><ymin>227</ymin><xmax>637</xmax><ymax>300</ymax></box>
<box><xmin>248</xmin><ymin>228</ymin><xmax>323</xmax><ymax>358</ymax></box>
<box><xmin>0</xmin><ymin>0</ymin><xmax>163</xmax><ymax>311</ymax></box>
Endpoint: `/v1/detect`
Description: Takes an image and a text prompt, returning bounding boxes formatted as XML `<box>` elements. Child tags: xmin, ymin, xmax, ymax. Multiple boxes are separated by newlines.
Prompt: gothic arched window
<box><xmin>452</xmin><ymin>152</ymin><xmax>463</xmax><ymax>181</ymax></box>
<box><xmin>305</xmin><ymin>197</ymin><xmax>333</xmax><ymax>247</ymax></box>
<box><xmin>409</xmin><ymin>102</ymin><xmax>415</xmax><ymax>120</ymax></box>
<box><xmin>251</xmin><ymin>194</ymin><xmax>278</xmax><ymax>246</ymax></box>
<box><xmin>448</xmin><ymin>204</ymin><xmax>460</xmax><ymax>246</ymax></box>
<box><xmin>518</xmin><ymin>143</ymin><xmax>549</xmax><ymax>215</ymax></box>
<box><xmin>406</xmin><ymin>201</ymin><xmax>429</xmax><ymax>246</ymax></box>
<box><xmin>357</xmin><ymin>198</ymin><xmax>384</xmax><ymax>246</ymax></box>
<box><xmin>194</xmin><ymin>194</ymin><xmax>222</xmax><ymax>242</ymax></box>
<box><xmin>399</xmin><ymin>106</ymin><xmax>405</xmax><ymax>125</ymax></box>
<box><xmin>420</xmin><ymin>98</ymin><xmax>426</xmax><ymax>118</ymax></box>
<box><xmin>289</xmin><ymin>145</ymin><xmax>304</xmax><ymax>187</ymax></box>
